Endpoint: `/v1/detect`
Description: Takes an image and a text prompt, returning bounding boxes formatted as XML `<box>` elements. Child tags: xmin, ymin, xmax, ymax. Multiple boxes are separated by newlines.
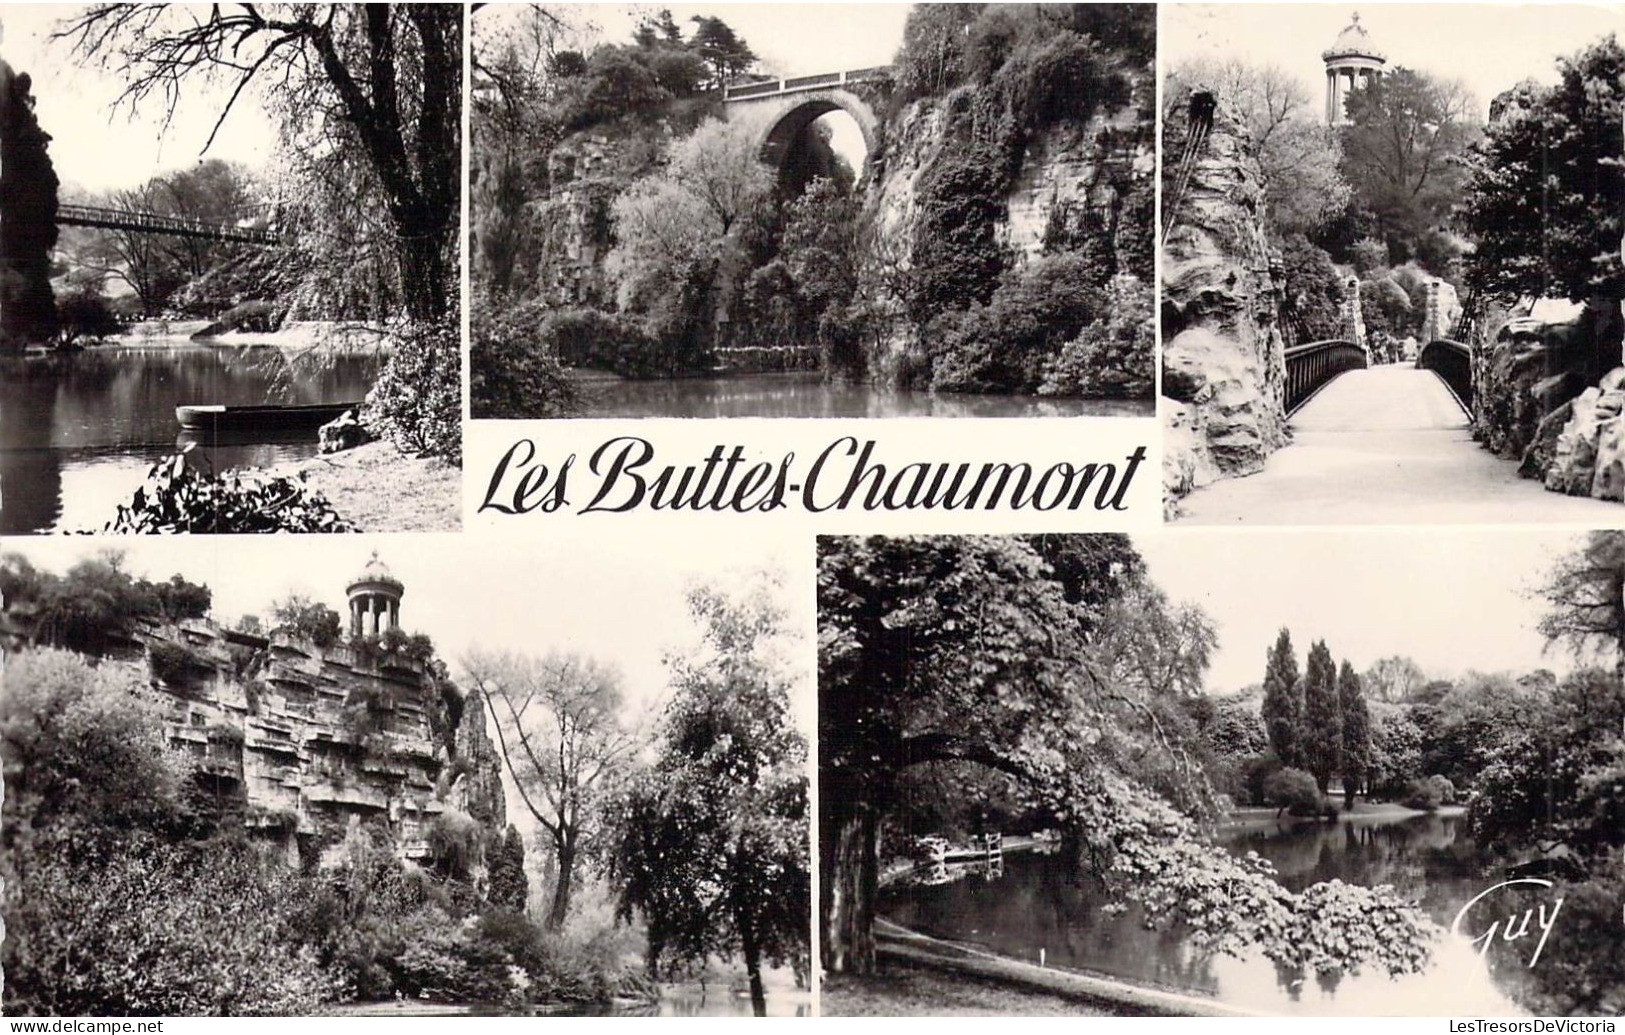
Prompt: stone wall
<box><xmin>132</xmin><ymin>619</ymin><xmax>505</xmax><ymax>869</ymax></box>
<box><xmin>1160</xmin><ymin>92</ymin><xmax>1289</xmax><ymax>513</ymax></box>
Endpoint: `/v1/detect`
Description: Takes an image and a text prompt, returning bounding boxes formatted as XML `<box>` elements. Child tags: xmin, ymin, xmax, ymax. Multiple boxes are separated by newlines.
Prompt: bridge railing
<box><xmin>723</xmin><ymin>65</ymin><xmax>892</xmax><ymax>102</ymax></box>
<box><xmin>1284</xmin><ymin>339</ymin><xmax>1368</xmax><ymax>415</ymax></box>
<box><xmin>56</xmin><ymin>203</ymin><xmax>278</xmax><ymax>245</ymax></box>
<box><xmin>1417</xmin><ymin>339</ymin><xmax>1473</xmax><ymax>414</ymax></box>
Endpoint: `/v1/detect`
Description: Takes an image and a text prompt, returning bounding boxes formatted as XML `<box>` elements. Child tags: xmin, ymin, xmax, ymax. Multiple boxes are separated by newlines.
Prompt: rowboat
<box><xmin>174</xmin><ymin>402</ymin><xmax>361</xmax><ymax>437</ymax></box>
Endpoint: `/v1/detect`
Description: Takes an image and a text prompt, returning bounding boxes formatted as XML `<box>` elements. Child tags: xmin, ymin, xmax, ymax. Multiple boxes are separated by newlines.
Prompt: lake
<box><xmin>577</xmin><ymin>372</ymin><xmax>1155</xmax><ymax>419</ymax></box>
<box><xmin>881</xmin><ymin>812</ymin><xmax>1543</xmax><ymax>1015</ymax></box>
<box><xmin>0</xmin><ymin>342</ymin><xmax>381</xmax><ymax>534</ymax></box>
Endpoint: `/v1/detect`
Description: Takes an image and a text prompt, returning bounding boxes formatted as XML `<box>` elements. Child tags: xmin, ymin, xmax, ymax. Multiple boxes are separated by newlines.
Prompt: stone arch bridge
<box><xmin>721</xmin><ymin>66</ymin><xmax>891</xmax><ymax>174</ymax></box>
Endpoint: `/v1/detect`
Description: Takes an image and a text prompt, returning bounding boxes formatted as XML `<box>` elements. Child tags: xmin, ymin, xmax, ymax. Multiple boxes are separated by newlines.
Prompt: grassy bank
<box><xmin>274</xmin><ymin>441</ymin><xmax>460</xmax><ymax>532</ymax></box>
<box><xmin>822</xmin><ymin>961</ymin><xmax>1118</xmax><ymax>1017</ymax></box>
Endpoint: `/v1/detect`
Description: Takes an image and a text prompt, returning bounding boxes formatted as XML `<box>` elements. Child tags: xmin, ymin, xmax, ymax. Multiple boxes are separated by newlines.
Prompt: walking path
<box><xmin>1175</xmin><ymin>366</ymin><xmax>1625</xmax><ymax>524</ymax></box>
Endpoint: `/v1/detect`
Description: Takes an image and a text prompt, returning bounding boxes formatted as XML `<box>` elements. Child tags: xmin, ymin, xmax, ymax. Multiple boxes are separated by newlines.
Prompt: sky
<box><xmin>1138</xmin><ymin>528</ymin><xmax>1583</xmax><ymax>694</ymax></box>
<box><xmin>1164</xmin><ymin>3</ymin><xmax>1623</xmax><ymax>120</ymax></box>
<box><xmin>3</xmin><ymin>531</ymin><xmax>815</xmax><ymax>729</ymax></box>
<box><xmin>1</xmin><ymin>4</ymin><xmax>279</xmax><ymax>193</ymax></box>
<box><xmin>520</xmin><ymin>3</ymin><xmax>913</xmax><ymax>79</ymax></box>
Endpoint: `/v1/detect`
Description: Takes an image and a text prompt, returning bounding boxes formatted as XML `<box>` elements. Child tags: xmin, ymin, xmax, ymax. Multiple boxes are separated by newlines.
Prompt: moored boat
<box><xmin>175</xmin><ymin>401</ymin><xmax>361</xmax><ymax>437</ymax></box>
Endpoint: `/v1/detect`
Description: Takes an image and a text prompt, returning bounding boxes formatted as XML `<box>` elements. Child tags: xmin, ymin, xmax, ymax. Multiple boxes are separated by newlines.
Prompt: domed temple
<box><xmin>1323</xmin><ymin>12</ymin><xmax>1387</xmax><ymax>125</ymax></box>
<box><xmin>347</xmin><ymin>551</ymin><xmax>405</xmax><ymax>638</ymax></box>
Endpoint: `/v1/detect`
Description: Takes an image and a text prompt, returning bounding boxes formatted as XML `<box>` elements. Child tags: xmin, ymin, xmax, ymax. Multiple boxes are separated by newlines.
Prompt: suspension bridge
<box><xmin>55</xmin><ymin>203</ymin><xmax>278</xmax><ymax>246</ymax></box>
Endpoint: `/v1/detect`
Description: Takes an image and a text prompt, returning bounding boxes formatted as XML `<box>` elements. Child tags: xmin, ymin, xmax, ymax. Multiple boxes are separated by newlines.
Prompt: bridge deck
<box><xmin>1176</xmin><ymin>367</ymin><xmax>1625</xmax><ymax>524</ymax></box>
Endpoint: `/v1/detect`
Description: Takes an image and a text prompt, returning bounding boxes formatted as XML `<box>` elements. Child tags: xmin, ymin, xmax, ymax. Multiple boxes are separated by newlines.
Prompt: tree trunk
<box><xmin>735</xmin><ymin>894</ymin><xmax>768</xmax><ymax>1018</ymax></box>
<box><xmin>546</xmin><ymin>837</ymin><xmax>575</xmax><ymax>930</ymax></box>
<box><xmin>390</xmin><ymin>202</ymin><xmax>452</xmax><ymax>321</ymax></box>
<box><xmin>820</xmin><ymin>798</ymin><xmax>878</xmax><ymax>975</ymax></box>
<box><xmin>1342</xmin><ymin>775</ymin><xmax>1358</xmax><ymax>811</ymax></box>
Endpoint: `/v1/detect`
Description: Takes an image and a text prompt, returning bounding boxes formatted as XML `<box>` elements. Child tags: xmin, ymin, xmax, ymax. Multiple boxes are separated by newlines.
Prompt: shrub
<box><xmin>930</xmin><ymin>252</ymin><xmax>1110</xmax><ymax>393</ymax></box>
<box><xmin>1243</xmin><ymin>755</ymin><xmax>1286</xmax><ymax>808</ymax></box>
<box><xmin>1264</xmin><ymin>766</ymin><xmax>1323</xmax><ymax>817</ymax></box>
<box><xmin>0</xmin><ymin>649</ymin><xmax>195</xmax><ymax>834</ymax></box>
<box><xmin>56</xmin><ymin>289</ymin><xmax>125</xmax><ymax>345</ymax></box>
<box><xmin>1039</xmin><ymin>273</ymin><xmax>1154</xmax><ymax>398</ymax></box>
<box><xmin>102</xmin><ymin>452</ymin><xmax>351</xmax><ymax>534</ymax></box>
<box><xmin>542</xmin><ymin>306</ymin><xmax>695</xmax><ymax>379</ymax></box>
<box><xmin>364</xmin><ymin>313</ymin><xmax>462</xmax><ymax>466</ymax></box>
<box><xmin>469</xmin><ymin>296</ymin><xmax>581</xmax><ymax>419</ymax></box>
<box><xmin>147</xmin><ymin>640</ymin><xmax>201</xmax><ymax>687</ymax></box>
<box><xmin>1401</xmin><ymin>774</ymin><xmax>1456</xmax><ymax>811</ymax></box>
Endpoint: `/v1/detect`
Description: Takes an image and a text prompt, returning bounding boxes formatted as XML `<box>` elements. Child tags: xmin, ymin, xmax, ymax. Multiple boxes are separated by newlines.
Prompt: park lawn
<box><xmin>821</xmin><ymin>962</ymin><xmax>1117</xmax><ymax>1017</ymax></box>
<box><xmin>276</xmin><ymin>441</ymin><xmax>460</xmax><ymax>532</ymax></box>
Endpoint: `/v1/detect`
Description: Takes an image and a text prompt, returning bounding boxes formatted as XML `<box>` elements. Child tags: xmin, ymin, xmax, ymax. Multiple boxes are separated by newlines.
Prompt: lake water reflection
<box><xmin>0</xmin><ymin>342</ymin><xmax>381</xmax><ymax>534</ymax></box>
<box><xmin>579</xmin><ymin>372</ymin><xmax>1154</xmax><ymax>419</ymax></box>
<box><xmin>882</xmin><ymin>812</ymin><xmax>1531</xmax><ymax>1015</ymax></box>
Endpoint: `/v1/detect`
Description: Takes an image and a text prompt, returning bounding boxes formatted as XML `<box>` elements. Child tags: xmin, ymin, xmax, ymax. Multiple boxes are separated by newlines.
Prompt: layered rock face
<box><xmin>0</xmin><ymin>56</ymin><xmax>60</xmax><ymax>347</ymax></box>
<box><xmin>1478</xmin><ymin>298</ymin><xmax>1625</xmax><ymax>504</ymax></box>
<box><xmin>132</xmin><ymin>619</ymin><xmax>505</xmax><ymax>869</ymax></box>
<box><xmin>859</xmin><ymin>88</ymin><xmax>1154</xmax><ymax>372</ymax></box>
<box><xmin>1160</xmin><ymin>96</ymin><xmax>1289</xmax><ymax>510</ymax></box>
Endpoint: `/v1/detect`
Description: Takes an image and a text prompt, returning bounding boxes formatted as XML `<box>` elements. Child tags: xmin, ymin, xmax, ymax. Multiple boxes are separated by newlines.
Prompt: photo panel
<box><xmin>1159</xmin><ymin>3</ymin><xmax>1625</xmax><ymax>525</ymax></box>
<box><xmin>817</xmin><ymin>529</ymin><xmax>1625</xmax><ymax>1017</ymax></box>
<box><xmin>0</xmin><ymin>5</ymin><xmax>465</xmax><ymax>535</ymax></box>
<box><xmin>0</xmin><ymin>531</ymin><xmax>814</xmax><ymax>1017</ymax></box>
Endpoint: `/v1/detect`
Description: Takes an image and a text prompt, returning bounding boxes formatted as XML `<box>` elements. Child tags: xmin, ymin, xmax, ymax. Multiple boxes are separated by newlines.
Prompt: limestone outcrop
<box><xmin>1542</xmin><ymin>367</ymin><xmax>1625</xmax><ymax>500</ymax></box>
<box><xmin>1159</xmin><ymin>93</ymin><xmax>1289</xmax><ymax>512</ymax></box>
<box><xmin>131</xmin><ymin>618</ymin><xmax>506</xmax><ymax>870</ymax></box>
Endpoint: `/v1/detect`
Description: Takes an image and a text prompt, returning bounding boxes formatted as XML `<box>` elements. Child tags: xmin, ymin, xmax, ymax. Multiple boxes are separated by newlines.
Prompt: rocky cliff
<box><xmin>1160</xmin><ymin>93</ymin><xmax>1290</xmax><ymax>514</ymax></box>
<box><xmin>130</xmin><ymin>619</ymin><xmax>506</xmax><ymax>872</ymax></box>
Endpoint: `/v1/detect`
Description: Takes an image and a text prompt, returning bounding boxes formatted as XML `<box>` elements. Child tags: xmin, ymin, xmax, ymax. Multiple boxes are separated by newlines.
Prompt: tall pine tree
<box><xmin>1302</xmin><ymin>641</ymin><xmax>1343</xmax><ymax>796</ymax></box>
<box><xmin>1337</xmin><ymin>661</ymin><xmax>1371</xmax><ymax>810</ymax></box>
<box><xmin>1261</xmin><ymin>628</ymin><xmax>1303</xmax><ymax>769</ymax></box>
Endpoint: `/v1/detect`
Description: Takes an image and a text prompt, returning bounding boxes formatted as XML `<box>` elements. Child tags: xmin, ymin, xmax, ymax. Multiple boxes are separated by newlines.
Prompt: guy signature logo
<box><xmin>1451</xmin><ymin>878</ymin><xmax>1563</xmax><ymax>968</ymax></box>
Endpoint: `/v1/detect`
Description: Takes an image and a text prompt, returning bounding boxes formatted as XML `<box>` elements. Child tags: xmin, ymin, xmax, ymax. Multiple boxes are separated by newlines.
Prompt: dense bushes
<box><xmin>1402</xmin><ymin>774</ymin><xmax>1458</xmax><ymax>811</ymax></box>
<box><xmin>365</xmin><ymin>314</ymin><xmax>462</xmax><ymax>466</ymax></box>
<box><xmin>469</xmin><ymin>296</ymin><xmax>581</xmax><ymax>419</ymax></box>
<box><xmin>1040</xmin><ymin>274</ymin><xmax>1154</xmax><ymax>397</ymax></box>
<box><xmin>929</xmin><ymin>253</ymin><xmax>1110</xmax><ymax>393</ymax></box>
<box><xmin>8</xmin><ymin>830</ymin><xmax>336</xmax><ymax>1015</ymax></box>
<box><xmin>55</xmin><ymin>288</ymin><xmax>126</xmax><ymax>346</ymax></box>
<box><xmin>1264</xmin><ymin>767</ymin><xmax>1322</xmax><ymax>817</ymax></box>
<box><xmin>1</xmin><ymin>553</ymin><xmax>211</xmax><ymax>653</ymax></box>
<box><xmin>103</xmin><ymin>452</ymin><xmax>351</xmax><ymax>534</ymax></box>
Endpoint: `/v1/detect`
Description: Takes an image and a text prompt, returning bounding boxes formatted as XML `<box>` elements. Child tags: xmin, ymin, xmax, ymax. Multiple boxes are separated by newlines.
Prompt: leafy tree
<box><xmin>0</xmin><ymin>553</ymin><xmax>210</xmax><ymax>654</ymax></box>
<box><xmin>608</xmin><ymin>117</ymin><xmax>772</xmax><ymax>354</ymax></box>
<box><xmin>687</xmin><ymin>15</ymin><xmax>756</xmax><ymax>89</ymax></box>
<box><xmin>0</xmin><ymin>649</ymin><xmax>196</xmax><ymax>836</ymax></box>
<box><xmin>1339</xmin><ymin>67</ymin><xmax>1477</xmax><ymax>268</ymax></box>
<box><xmin>1367</xmin><ymin>701</ymin><xmax>1424</xmax><ymax>797</ymax></box>
<box><xmin>60</xmin><ymin>4</ymin><xmax>463</xmax><ymax>320</ymax></box>
<box><xmin>486</xmin><ymin>826</ymin><xmax>529</xmax><ymax>915</ymax></box>
<box><xmin>270</xmin><ymin>594</ymin><xmax>343</xmax><ymax>649</ymax></box>
<box><xmin>610</xmin><ymin>577</ymin><xmax>809</xmax><ymax>1015</ymax></box>
<box><xmin>1338</xmin><ymin>660</ymin><xmax>1371</xmax><ymax>808</ymax></box>
<box><xmin>1302</xmin><ymin>641</ymin><xmax>1343</xmax><ymax>795</ymax></box>
<box><xmin>1460</xmin><ymin>37</ymin><xmax>1623</xmax><ymax>308</ymax></box>
<box><xmin>1537</xmin><ymin>530</ymin><xmax>1625</xmax><ymax>677</ymax></box>
<box><xmin>1169</xmin><ymin>60</ymin><xmax>1350</xmax><ymax>236</ymax></box>
<box><xmin>466</xmin><ymin>650</ymin><xmax>638</xmax><ymax>930</ymax></box>
<box><xmin>1260</xmin><ymin>628</ymin><xmax>1304</xmax><ymax>768</ymax></box>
